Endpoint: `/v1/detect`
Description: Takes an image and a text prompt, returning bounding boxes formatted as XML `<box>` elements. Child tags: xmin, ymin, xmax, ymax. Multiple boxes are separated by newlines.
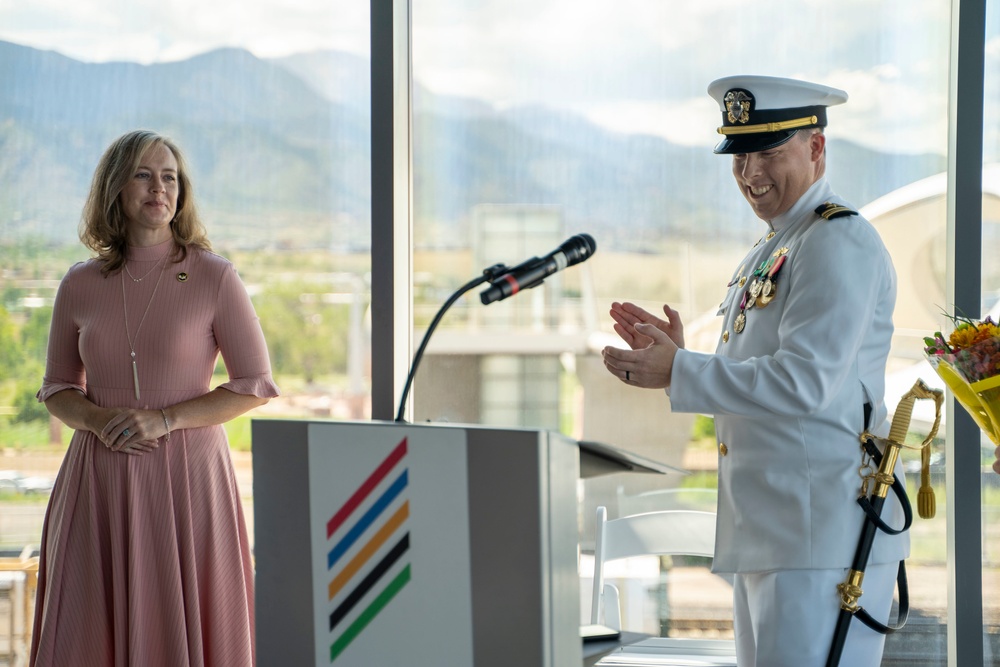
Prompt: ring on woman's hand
<box><xmin>123</xmin><ymin>428</ymin><xmax>130</xmax><ymax>437</ymax></box>
<box><xmin>625</xmin><ymin>371</ymin><xmax>630</xmax><ymax>381</ymax></box>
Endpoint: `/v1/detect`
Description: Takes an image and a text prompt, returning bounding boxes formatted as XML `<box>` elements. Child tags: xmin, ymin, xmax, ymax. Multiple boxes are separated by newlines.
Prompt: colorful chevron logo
<box><xmin>325</xmin><ymin>437</ymin><xmax>411</xmax><ymax>662</ymax></box>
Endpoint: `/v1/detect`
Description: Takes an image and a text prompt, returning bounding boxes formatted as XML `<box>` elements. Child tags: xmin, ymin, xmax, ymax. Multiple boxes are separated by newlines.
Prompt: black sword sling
<box><xmin>825</xmin><ymin>379</ymin><xmax>943</xmax><ymax>667</ymax></box>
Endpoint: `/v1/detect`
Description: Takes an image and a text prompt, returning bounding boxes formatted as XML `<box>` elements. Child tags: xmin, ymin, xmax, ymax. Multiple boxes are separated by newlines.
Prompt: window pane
<box><xmin>413</xmin><ymin>0</ymin><xmax>951</xmax><ymax>659</ymax></box>
<box><xmin>983</xmin><ymin>0</ymin><xmax>1000</xmax><ymax>660</ymax></box>
<box><xmin>1</xmin><ymin>1</ymin><xmax>371</xmax><ymax>561</ymax></box>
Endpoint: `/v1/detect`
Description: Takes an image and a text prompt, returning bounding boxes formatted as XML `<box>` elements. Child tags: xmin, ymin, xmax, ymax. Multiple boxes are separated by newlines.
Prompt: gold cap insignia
<box><xmin>725</xmin><ymin>90</ymin><xmax>753</xmax><ymax>124</ymax></box>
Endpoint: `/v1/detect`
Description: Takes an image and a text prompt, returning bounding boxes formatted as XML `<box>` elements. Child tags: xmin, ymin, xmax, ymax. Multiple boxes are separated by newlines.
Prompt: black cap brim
<box><xmin>713</xmin><ymin>129</ymin><xmax>797</xmax><ymax>155</ymax></box>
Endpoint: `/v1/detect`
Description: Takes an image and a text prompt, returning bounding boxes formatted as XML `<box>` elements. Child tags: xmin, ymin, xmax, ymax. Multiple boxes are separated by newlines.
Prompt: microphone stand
<box><xmin>395</xmin><ymin>263</ymin><xmax>509</xmax><ymax>423</ymax></box>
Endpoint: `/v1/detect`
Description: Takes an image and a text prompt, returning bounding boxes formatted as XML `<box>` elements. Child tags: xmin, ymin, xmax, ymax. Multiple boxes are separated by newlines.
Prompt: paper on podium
<box><xmin>577</xmin><ymin>440</ymin><xmax>689</xmax><ymax>479</ymax></box>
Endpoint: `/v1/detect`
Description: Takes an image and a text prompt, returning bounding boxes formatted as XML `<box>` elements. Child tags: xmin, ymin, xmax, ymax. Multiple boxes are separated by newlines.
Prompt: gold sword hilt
<box><xmin>867</xmin><ymin>379</ymin><xmax>943</xmax><ymax>516</ymax></box>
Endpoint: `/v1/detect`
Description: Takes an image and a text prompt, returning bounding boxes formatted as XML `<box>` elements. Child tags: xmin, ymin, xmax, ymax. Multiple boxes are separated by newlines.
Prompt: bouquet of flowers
<box><xmin>924</xmin><ymin>314</ymin><xmax>1000</xmax><ymax>444</ymax></box>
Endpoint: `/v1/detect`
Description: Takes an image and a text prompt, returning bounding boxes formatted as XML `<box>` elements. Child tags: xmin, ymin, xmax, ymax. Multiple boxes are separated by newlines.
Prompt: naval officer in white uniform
<box><xmin>602</xmin><ymin>75</ymin><xmax>908</xmax><ymax>667</ymax></box>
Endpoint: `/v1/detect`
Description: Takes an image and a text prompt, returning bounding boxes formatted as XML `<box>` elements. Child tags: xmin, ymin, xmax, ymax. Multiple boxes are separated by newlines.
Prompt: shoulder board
<box><xmin>815</xmin><ymin>202</ymin><xmax>858</xmax><ymax>220</ymax></box>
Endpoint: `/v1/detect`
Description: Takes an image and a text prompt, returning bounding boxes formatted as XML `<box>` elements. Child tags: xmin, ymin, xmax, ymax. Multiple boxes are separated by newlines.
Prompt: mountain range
<box><xmin>0</xmin><ymin>39</ymin><xmax>947</xmax><ymax>251</ymax></box>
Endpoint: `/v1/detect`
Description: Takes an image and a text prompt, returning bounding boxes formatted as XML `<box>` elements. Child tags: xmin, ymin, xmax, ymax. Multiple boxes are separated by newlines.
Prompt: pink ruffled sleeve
<box><xmin>213</xmin><ymin>264</ymin><xmax>280</xmax><ymax>399</ymax></box>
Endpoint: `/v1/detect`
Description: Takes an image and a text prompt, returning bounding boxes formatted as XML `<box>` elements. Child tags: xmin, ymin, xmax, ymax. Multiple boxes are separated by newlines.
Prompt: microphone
<box><xmin>480</xmin><ymin>233</ymin><xmax>596</xmax><ymax>305</ymax></box>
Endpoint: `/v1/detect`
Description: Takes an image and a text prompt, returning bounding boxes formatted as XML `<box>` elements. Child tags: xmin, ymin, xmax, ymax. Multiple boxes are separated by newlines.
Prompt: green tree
<box><xmin>20</xmin><ymin>305</ymin><xmax>53</xmax><ymax>368</ymax></box>
<box><xmin>691</xmin><ymin>414</ymin><xmax>716</xmax><ymax>440</ymax></box>
<box><xmin>0</xmin><ymin>305</ymin><xmax>20</xmax><ymax>382</ymax></box>
<box><xmin>253</xmin><ymin>281</ymin><xmax>351</xmax><ymax>382</ymax></box>
<box><xmin>13</xmin><ymin>366</ymin><xmax>48</xmax><ymax>424</ymax></box>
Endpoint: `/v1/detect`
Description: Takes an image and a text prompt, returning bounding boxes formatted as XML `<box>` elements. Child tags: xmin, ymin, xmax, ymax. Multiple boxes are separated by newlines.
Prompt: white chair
<box><xmin>591</xmin><ymin>506</ymin><xmax>717</xmax><ymax>628</ymax></box>
<box><xmin>589</xmin><ymin>506</ymin><xmax>737</xmax><ymax>666</ymax></box>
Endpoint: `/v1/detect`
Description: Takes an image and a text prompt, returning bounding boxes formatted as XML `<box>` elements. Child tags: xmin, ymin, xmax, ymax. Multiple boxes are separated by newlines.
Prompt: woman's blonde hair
<box><xmin>80</xmin><ymin>130</ymin><xmax>211</xmax><ymax>274</ymax></box>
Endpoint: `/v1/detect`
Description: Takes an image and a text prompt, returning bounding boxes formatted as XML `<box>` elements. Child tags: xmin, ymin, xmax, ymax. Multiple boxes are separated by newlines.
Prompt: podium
<box><xmin>252</xmin><ymin>420</ymin><xmax>585</xmax><ymax>667</ymax></box>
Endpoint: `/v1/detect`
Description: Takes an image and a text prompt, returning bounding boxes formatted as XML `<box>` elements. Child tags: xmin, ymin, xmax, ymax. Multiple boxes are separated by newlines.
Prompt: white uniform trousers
<box><xmin>732</xmin><ymin>562</ymin><xmax>898</xmax><ymax>667</ymax></box>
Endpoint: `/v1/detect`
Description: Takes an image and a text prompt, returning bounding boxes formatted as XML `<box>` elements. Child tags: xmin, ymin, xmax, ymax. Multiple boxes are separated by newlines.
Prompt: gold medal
<box><xmin>734</xmin><ymin>312</ymin><xmax>746</xmax><ymax>333</ymax></box>
<box><xmin>758</xmin><ymin>282</ymin><xmax>776</xmax><ymax>308</ymax></box>
<box><xmin>762</xmin><ymin>278</ymin><xmax>774</xmax><ymax>298</ymax></box>
<box><xmin>746</xmin><ymin>280</ymin><xmax>760</xmax><ymax>310</ymax></box>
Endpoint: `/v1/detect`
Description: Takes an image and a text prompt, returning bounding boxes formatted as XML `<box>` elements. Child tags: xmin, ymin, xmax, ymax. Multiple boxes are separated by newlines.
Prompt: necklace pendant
<box><xmin>132</xmin><ymin>358</ymin><xmax>140</xmax><ymax>400</ymax></box>
<box><xmin>122</xmin><ymin>254</ymin><xmax>168</xmax><ymax>403</ymax></box>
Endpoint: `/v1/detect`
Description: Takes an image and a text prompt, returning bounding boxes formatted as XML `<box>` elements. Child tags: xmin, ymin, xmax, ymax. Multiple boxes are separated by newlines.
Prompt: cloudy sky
<box><xmin>0</xmin><ymin>0</ymin><xmax>967</xmax><ymax>154</ymax></box>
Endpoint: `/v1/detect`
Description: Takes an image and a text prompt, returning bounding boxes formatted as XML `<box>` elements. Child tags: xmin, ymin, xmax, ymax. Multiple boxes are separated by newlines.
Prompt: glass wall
<box><xmin>0</xmin><ymin>1</ymin><xmax>372</xmax><ymax>554</ymax></box>
<box><xmin>982</xmin><ymin>0</ymin><xmax>1000</xmax><ymax>661</ymax></box>
<box><xmin>410</xmin><ymin>0</ymin><xmax>953</xmax><ymax>661</ymax></box>
<box><xmin>5</xmin><ymin>0</ymin><xmax>999</xmax><ymax>663</ymax></box>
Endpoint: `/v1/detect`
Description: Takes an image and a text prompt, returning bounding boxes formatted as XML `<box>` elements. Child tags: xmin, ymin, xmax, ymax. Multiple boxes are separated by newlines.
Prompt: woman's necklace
<box><xmin>124</xmin><ymin>245</ymin><xmax>171</xmax><ymax>282</ymax></box>
<box><xmin>121</xmin><ymin>254</ymin><xmax>169</xmax><ymax>400</ymax></box>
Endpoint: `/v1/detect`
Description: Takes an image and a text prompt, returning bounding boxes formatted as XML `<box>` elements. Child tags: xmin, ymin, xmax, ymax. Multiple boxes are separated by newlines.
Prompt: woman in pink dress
<box><xmin>30</xmin><ymin>130</ymin><xmax>279</xmax><ymax>666</ymax></box>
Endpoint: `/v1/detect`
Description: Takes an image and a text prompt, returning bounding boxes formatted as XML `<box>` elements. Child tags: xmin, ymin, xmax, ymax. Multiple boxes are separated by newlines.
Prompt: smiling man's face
<box><xmin>731</xmin><ymin>130</ymin><xmax>825</xmax><ymax>222</ymax></box>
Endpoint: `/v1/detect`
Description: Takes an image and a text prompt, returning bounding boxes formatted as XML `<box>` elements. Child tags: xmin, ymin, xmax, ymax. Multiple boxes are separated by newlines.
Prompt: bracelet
<box><xmin>160</xmin><ymin>409</ymin><xmax>171</xmax><ymax>441</ymax></box>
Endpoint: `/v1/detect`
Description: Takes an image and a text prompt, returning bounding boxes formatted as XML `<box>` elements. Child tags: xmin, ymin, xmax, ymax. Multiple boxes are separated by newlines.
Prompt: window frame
<box><xmin>369</xmin><ymin>0</ymin><xmax>991</xmax><ymax>663</ymax></box>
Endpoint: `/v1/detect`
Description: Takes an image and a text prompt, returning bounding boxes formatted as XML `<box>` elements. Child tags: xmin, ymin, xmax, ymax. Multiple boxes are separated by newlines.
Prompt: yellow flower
<box><xmin>949</xmin><ymin>323</ymin><xmax>980</xmax><ymax>350</ymax></box>
<box><xmin>973</xmin><ymin>323</ymin><xmax>1000</xmax><ymax>345</ymax></box>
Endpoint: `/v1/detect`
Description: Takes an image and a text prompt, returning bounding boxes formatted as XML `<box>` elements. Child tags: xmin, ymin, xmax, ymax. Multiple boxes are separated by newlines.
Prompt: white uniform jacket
<box><xmin>669</xmin><ymin>177</ymin><xmax>909</xmax><ymax>574</ymax></box>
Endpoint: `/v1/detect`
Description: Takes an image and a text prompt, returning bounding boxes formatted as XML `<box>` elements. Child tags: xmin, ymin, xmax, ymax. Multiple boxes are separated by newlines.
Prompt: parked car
<box><xmin>0</xmin><ymin>470</ymin><xmax>55</xmax><ymax>495</ymax></box>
